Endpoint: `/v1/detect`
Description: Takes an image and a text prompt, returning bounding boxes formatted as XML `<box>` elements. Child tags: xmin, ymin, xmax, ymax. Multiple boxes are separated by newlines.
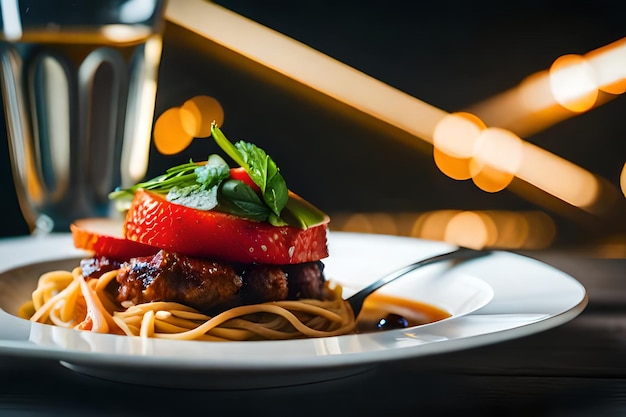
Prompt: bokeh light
<box><xmin>153</xmin><ymin>95</ymin><xmax>224</xmax><ymax>155</ymax></box>
<box><xmin>433</xmin><ymin>112</ymin><xmax>484</xmax><ymax>180</ymax></box>
<box><xmin>412</xmin><ymin>210</ymin><xmax>462</xmax><ymax>242</ymax></box>
<box><xmin>468</xmin><ymin>38</ymin><xmax>626</xmax><ymax>140</ymax></box>
<box><xmin>518</xmin><ymin>70</ymin><xmax>556</xmax><ymax>114</ymax></box>
<box><xmin>181</xmin><ymin>95</ymin><xmax>224</xmax><ymax>138</ymax></box>
<box><xmin>153</xmin><ymin>107</ymin><xmax>194</xmax><ymax>155</ymax></box>
<box><xmin>586</xmin><ymin>38</ymin><xmax>626</xmax><ymax>95</ymax></box>
<box><xmin>549</xmin><ymin>54</ymin><xmax>598</xmax><ymax>113</ymax></box>
<box><xmin>470</xmin><ymin>164</ymin><xmax>515</xmax><ymax>193</ymax></box>
<box><xmin>470</xmin><ymin>127</ymin><xmax>523</xmax><ymax>192</ymax></box>
<box><xmin>516</xmin><ymin>142</ymin><xmax>600</xmax><ymax>209</ymax></box>
<box><xmin>433</xmin><ymin>114</ymin><xmax>522</xmax><ymax>193</ymax></box>
<box><xmin>340</xmin><ymin>213</ymin><xmax>398</xmax><ymax>235</ymax></box>
<box><xmin>330</xmin><ymin>210</ymin><xmax>555</xmax><ymax>249</ymax></box>
<box><xmin>444</xmin><ymin>211</ymin><xmax>496</xmax><ymax>250</ymax></box>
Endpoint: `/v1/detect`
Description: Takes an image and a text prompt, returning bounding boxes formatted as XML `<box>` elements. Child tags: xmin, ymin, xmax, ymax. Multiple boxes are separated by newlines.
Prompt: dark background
<box><xmin>2</xmin><ymin>0</ymin><xmax>625</xmax><ymax>247</ymax></box>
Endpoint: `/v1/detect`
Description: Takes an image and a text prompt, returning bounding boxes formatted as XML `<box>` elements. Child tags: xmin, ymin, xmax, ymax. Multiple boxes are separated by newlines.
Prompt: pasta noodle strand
<box><xmin>23</xmin><ymin>266</ymin><xmax>357</xmax><ymax>341</ymax></box>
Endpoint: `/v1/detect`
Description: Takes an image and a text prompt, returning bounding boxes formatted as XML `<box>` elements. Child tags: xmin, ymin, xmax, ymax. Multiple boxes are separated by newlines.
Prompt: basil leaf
<box><xmin>233</xmin><ymin>141</ymin><xmax>288</xmax><ymax>216</ymax></box>
<box><xmin>234</xmin><ymin>141</ymin><xmax>268</xmax><ymax>191</ymax></box>
<box><xmin>217</xmin><ymin>180</ymin><xmax>270</xmax><ymax>221</ymax></box>
<box><xmin>211</xmin><ymin>123</ymin><xmax>289</xmax><ymax>218</ymax></box>
<box><xmin>264</xmin><ymin>161</ymin><xmax>288</xmax><ymax>216</ymax></box>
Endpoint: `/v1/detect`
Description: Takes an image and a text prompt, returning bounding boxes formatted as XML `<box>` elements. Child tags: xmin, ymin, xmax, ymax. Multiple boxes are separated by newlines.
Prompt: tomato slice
<box><xmin>123</xmin><ymin>190</ymin><xmax>329</xmax><ymax>264</ymax></box>
<box><xmin>71</xmin><ymin>218</ymin><xmax>159</xmax><ymax>260</ymax></box>
<box><xmin>229</xmin><ymin>167</ymin><xmax>260</xmax><ymax>192</ymax></box>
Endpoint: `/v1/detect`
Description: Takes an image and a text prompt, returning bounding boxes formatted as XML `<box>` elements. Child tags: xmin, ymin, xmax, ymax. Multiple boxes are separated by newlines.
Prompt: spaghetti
<box><xmin>20</xmin><ymin>266</ymin><xmax>357</xmax><ymax>341</ymax></box>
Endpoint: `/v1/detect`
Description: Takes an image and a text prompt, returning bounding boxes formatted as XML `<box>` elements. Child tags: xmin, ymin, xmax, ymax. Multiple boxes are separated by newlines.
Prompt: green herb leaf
<box><xmin>109</xmin><ymin>160</ymin><xmax>201</xmax><ymax>200</ymax></box>
<box><xmin>211</xmin><ymin>123</ymin><xmax>248</xmax><ymax>169</ymax></box>
<box><xmin>233</xmin><ymin>141</ymin><xmax>268</xmax><ymax>191</ymax></box>
<box><xmin>264</xmin><ymin>162</ymin><xmax>288</xmax><ymax>216</ymax></box>
<box><xmin>194</xmin><ymin>155</ymin><xmax>230</xmax><ymax>189</ymax></box>
<box><xmin>110</xmin><ymin>123</ymin><xmax>329</xmax><ymax>230</ymax></box>
<box><xmin>217</xmin><ymin>180</ymin><xmax>271</xmax><ymax>221</ymax></box>
<box><xmin>211</xmin><ymin>123</ymin><xmax>289</xmax><ymax>217</ymax></box>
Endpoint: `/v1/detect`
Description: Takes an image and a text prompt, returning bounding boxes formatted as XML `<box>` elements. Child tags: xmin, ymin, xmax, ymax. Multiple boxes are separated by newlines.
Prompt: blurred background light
<box><xmin>153</xmin><ymin>95</ymin><xmax>224</xmax><ymax>154</ymax></box>
<box><xmin>331</xmin><ymin>210</ymin><xmax>555</xmax><ymax>250</ymax></box>
<box><xmin>153</xmin><ymin>107</ymin><xmax>194</xmax><ymax>155</ymax></box>
<box><xmin>468</xmin><ymin>37</ymin><xmax>626</xmax><ymax>137</ymax></box>
<box><xmin>1</xmin><ymin>0</ymin><xmax>623</xmax><ymax>255</ymax></box>
<box><xmin>549</xmin><ymin>54</ymin><xmax>598</xmax><ymax>113</ymax></box>
<box><xmin>181</xmin><ymin>95</ymin><xmax>224</xmax><ymax>138</ymax></box>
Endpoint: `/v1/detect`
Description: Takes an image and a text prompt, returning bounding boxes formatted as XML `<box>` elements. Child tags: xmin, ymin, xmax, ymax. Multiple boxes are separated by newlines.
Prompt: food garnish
<box><xmin>110</xmin><ymin>122</ymin><xmax>328</xmax><ymax>229</ymax></box>
<box><xmin>26</xmin><ymin>124</ymin><xmax>358</xmax><ymax>341</ymax></box>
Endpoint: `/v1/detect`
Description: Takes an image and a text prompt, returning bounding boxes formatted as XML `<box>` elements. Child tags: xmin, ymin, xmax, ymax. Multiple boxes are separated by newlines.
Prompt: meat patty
<box><xmin>284</xmin><ymin>262</ymin><xmax>325</xmax><ymax>300</ymax></box>
<box><xmin>116</xmin><ymin>250</ymin><xmax>243</xmax><ymax>312</ymax></box>
<box><xmin>80</xmin><ymin>256</ymin><xmax>122</xmax><ymax>278</ymax></box>
<box><xmin>82</xmin><ymin>250</ymin><xmax>326</xmax><ymax>313</ymax></box>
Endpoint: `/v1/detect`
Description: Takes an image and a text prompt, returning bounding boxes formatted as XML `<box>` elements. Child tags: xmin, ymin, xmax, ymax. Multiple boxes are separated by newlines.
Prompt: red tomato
<box><xmin>229</xmin><ymin>167</ymin><xmax>260</xmax><ymax>192</ymax></box>
<box><xmin>123</xmin><ymin>190</ymin><xmax>329</xmax><ymax>264</ymax></box>
<box><xmin>71</xmin><ymin>218</ymin><xmax>159</xmax><ymax>259</ymax></box>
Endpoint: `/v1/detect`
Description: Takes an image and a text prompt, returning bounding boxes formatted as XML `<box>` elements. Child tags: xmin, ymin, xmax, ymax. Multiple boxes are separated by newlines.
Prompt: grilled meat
<box><xmin>82</xmin><ymin>249</ymin><xmax>326</xmax><ymax>313</ymax></box>
<box><xmin>116</xmin><ymin>250</ymin><xmax>243</xmax><ymax>312</ymax></box>
<box><xmin>80</xmin><ymin>256</ymin><xmax>122</xmax><ymax>278</ymax></box>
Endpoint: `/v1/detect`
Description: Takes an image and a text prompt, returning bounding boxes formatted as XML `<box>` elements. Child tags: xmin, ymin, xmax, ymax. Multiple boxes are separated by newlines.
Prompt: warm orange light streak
<box><xmin>165</xmin><ymin>0</ymin><xmax>448</xmax><ymax>146</ymax></box>
<box><xmin>433</xmin><ymin>113</ymin><xmax>485</xmax><ymax>180</ymax></box>
<box><xmin>516</xmin><ymin>141</ymin><xmax>599</xmax><ymax>208</ymax></box>
<box><xmin>518</xmin><ymin>71</ymin><xmax>557</xmax><ymax>114</ymax></box>
<box><xmin>433</xmin><ymin>112</ymin><xmax>484</xmax><ymax>158</ymax></box>
<box><xmin>472</xmin><ymin>127</ymin><xmax>524</xmax><ymax>175</ymax></box>
<box><xmin>166</xmin><ymin>1</ymin><xmax>623</xmax><ymax>222</ymax></box>
<box><xmin>433</xmin><ymin>115</ymin><xmax>522</xmax><ymax>193</ymax></box>
<box><xmin>433</xmin><ymin>112</ymin><xmax>483</xmax><ymax>180</ymax></box>
<box><xmin>467</xmin><ymin>127</ymin><xmax>522</xmax><ymax>192</ymax></box>
<box><xmin>467</xmin><ymin>38</ymin><xmax>626</xmax><ymax>137</ymax></box>
<box><xmin>430</xmin><ymin>110</ymin><xmax>614</xmax><ymax>212</ymax></box>
<box><xmin>586</xmin><ymin>38</ymin><xmax>626</xmax><ymax>95</ymax></box>
<box><xmin>549</xmin><ymin>54</ymin><xmax>598</xmax><ymax>112</ymax></box>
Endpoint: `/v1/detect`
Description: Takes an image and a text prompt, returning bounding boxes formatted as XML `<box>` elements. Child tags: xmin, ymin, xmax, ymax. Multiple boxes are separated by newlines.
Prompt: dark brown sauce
<box><xmin>355</xmin><ymin>292</ymin><xmax>451</xmax><ymax>333</ymax></box>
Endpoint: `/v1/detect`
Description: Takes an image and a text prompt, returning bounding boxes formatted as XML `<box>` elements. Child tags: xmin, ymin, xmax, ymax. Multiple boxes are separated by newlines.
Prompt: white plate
<box><xmin>0</xmin><ymin>232</ymin><xmax>586</xmax><ymax>389</ymax></box>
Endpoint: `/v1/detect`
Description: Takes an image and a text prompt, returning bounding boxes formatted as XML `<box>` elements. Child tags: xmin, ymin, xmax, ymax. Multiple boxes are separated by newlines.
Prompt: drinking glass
<box><xmin>0</xmin><ymin>0</ymin><xmax>167</xmax><ymax>233</ymax></box>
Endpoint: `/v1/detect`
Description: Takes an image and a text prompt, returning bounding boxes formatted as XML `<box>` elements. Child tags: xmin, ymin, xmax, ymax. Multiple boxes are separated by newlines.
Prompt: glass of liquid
<box><xmin>0</xmin><ymin>0</ymin><xmax>167</xmax><ymax>233</ymax></box>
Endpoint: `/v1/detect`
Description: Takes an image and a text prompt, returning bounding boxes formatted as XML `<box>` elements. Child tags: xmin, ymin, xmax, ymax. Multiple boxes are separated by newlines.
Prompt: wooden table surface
<box><xmin>0</xmin><ymin>243</ymin><xmax>624</xmax><ymax>417</ymax></box>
